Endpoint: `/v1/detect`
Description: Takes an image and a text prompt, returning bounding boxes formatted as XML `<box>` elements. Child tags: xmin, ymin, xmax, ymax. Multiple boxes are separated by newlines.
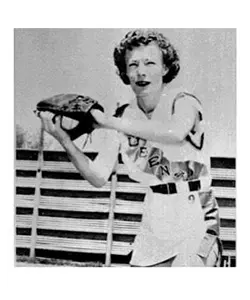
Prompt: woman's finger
<box><xmin>40</xmin><ymin>112</ymin><xmax>56</xmax><ymax>124</ymax></box>
<box><xmin>42</xmin><ymin>111</ymin><xmax>55</xmax><ymax>119</ymax></box>
<box><xmin>39</xmin><ymin>112</ymin><xmax>55</xmax><ymax>131</ymax></box>
<box><xmin>52</xmin><ymin>114</ymin><xmax>61</xmax><ymax>125</ymax></box>
<box><xmin>53</xmin><ymin>115</ymin><xmax>62</xmax><ymax>128</ymax></box>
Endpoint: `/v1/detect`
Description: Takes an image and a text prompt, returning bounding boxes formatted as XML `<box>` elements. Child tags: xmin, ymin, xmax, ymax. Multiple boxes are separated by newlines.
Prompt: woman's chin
<box><xmin>133</xmin><ymin>86</ymin><xmax>152</xmax><ymax>97</ymax></box>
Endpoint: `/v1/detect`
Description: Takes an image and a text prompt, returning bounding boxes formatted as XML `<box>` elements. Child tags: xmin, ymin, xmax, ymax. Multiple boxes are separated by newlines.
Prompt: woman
<box><xmin>39</xmin><ymin>29</ymin><xmax>222</xmax><ymax>267</ymax></box>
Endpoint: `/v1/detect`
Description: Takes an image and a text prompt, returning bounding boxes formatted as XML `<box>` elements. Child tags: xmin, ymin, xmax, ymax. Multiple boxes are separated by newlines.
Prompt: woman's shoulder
<box><xmin>164</xmin><ymin>87</ymin><xmax>202</xmax><ymax>114</ymax></box>
<box><xmin>163</xmin><ymin>86</ymin><xmax>200</xmax><ymax>101</ymax></box>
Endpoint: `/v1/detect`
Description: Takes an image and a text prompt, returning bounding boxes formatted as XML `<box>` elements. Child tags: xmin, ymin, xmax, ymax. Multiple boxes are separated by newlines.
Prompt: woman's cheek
<box><xmin>127</xmin><ymin>71</ymin><xmax>135</xmax><ymax>82</ymax></box>
<box><xmin>129</xmin><ymin>75</ymin><xmax>136</xmax><ymax>86</ymax></box>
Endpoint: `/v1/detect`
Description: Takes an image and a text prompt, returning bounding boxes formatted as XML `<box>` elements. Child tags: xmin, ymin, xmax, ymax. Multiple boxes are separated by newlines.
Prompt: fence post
<box><xmin>105</xmin><ymin>173</ymin><xmax>117</xmax><ymax>267</ymax></box>
<box><xmin>30</xmin><ymin>127</ymin><xmax>44</xmax><ymax>258</ymax></box>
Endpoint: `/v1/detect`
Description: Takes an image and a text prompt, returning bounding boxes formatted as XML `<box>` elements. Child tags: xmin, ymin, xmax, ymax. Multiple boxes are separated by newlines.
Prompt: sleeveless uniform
<box><xmin>118</xmin><ymin>89</ymin><xmax>221</xmax><ymax>267</ymax></box>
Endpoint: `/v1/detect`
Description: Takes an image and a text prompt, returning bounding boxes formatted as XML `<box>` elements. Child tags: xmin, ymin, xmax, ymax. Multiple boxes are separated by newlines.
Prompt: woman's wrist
<box><xmin>91</xmin><ymin>110</ymin><xmax>119</xmax><ymax>131</ymax></box>
<box><xmin>59</xmin><ymin>135</ymin><xmax>73</xmax><ymax>150</ymax></box>
<box><xmin>103</xmin><ymin>115</ymin><xmax>120</xmax><ymax>131</ymax></box>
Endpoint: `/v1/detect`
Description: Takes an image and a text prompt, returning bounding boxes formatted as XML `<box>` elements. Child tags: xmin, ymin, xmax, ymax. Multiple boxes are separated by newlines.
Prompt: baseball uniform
<box><xmin>118</xmin><ymin>88</ymin><xmax>221</xmax><ymax>267</ymax></box>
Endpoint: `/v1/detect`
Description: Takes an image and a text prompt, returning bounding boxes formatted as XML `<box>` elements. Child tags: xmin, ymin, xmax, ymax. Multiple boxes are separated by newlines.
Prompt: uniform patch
<box><xmin>145</xmin><ymin>147</ymin><xmax>171</xmax><ymax>181</ymax></box>
<box><xmin>128</xmin><ymin>136</ymin><xmax>140</xmax><ymax>147</ymax></box>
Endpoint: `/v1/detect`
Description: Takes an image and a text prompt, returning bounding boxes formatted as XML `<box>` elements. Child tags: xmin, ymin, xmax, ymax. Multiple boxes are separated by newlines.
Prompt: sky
<box><xmin>14</xmin><ymin>28</ymin><xmax>236</xmax><ymax>157</ymax></box>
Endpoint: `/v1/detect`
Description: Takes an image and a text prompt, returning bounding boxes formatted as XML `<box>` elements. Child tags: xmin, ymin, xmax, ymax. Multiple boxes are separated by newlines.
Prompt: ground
<box><xmin>15</xmin><ymin>256</ymin><xmax>103</xmax><ymax>267</ymax></box>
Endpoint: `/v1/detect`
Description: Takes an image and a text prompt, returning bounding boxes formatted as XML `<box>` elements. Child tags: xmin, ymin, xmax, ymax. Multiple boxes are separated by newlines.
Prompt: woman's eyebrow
<box><xmin>128</xmin><ymin>59</ymin><xmax>138</xmax><ymax>65</ymax></box>
<box><xmin>128</xmin><ymin>59</ymin><xmax>138</xmax><ymax>63</ymax></box>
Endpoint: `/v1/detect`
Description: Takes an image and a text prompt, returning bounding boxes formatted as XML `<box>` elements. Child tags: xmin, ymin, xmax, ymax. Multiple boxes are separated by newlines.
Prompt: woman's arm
<box><xmin>92</xmin><ymin>96</ymin><xmax>196</xmax><ymax>144</ymax></box>
<box><xmin>39</xmin><ymin>112</ymin><xmax>120</xmax><ymax>187</ymax></box>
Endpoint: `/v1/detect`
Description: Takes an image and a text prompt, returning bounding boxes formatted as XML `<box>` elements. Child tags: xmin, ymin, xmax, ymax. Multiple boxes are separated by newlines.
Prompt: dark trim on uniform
<box><xmin>113</xmin><ymin>103</ymin><xmax>130</xmax><ymax>118</ymax></box>
<box><xmin>151</xmin><ymin>180</ymin><xmax>201</xmax><ymax>195</ymax></box>
<box><xmin>188</xmin><ymin>180</ymin><xmax>201</xmax><ymax>191</ymax></box>
<box><xmin>185</xmin><ymin>132</ymin><xmax>204</xmax><ymax>150</ymax></box>
<box><xmin>171</xmin><ymin>92</ymin><xmax>202</xmax><ymax>115</ymax></box>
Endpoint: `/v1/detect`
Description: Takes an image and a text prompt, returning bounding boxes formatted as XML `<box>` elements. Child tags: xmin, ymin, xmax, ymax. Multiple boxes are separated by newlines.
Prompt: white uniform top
<box><xmin>118</xmin><ymin>89</ymin><xmax>210</xmax><ymax>266</ymax></box>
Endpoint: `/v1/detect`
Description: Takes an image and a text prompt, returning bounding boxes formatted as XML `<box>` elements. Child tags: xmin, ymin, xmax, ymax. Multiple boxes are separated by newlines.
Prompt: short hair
<box><xmin>113</xmin><ymin>29</ymin><xmax>180</xmax><ymax>85</ymax></box>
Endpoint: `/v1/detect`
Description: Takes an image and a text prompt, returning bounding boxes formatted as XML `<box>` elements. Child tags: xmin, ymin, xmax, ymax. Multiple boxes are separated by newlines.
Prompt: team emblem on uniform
<box><xmin>145</xmin><ymin>147</ymin><xmax>170</xmax><ymax>180</ymax></box>
<box><xmin>128</xmin><ymin>135</ymin><xmax>140</xmax><ymax>147</ymax></box>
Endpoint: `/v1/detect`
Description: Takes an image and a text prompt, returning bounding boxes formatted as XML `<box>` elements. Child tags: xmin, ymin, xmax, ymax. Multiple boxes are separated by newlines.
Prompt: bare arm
<box><xmin>92</xmin><ymin>96</ymin><xmax>196</xmax><ymax>144</ymax></box>
<box><xmin>39</xmin><ymin>112</ymin><xmax>120</xmax><ymax>187</ymax></box>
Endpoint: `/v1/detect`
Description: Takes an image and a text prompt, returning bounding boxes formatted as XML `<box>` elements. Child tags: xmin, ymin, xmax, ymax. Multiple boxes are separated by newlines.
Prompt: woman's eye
<box><xmin>146</xmin><ymin>61</ymin><xmax>155</xmax><ymax>65</ymax></box>
<box><xmin>129</xmin><ymin>63</ymin><xmax>138</xmax><ymax>67</ymax></box>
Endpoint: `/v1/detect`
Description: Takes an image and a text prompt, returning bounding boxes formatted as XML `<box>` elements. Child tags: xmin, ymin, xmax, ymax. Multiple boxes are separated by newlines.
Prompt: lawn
<box><xmin>16</xmin><ymin>256</ymin><xmax>103</xmax><ymax>267</ymax></box>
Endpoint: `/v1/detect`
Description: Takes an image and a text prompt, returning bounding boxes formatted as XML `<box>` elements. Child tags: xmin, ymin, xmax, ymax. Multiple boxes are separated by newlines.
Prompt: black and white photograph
<box><xmin>14</xmin><ymin>28</ymin><xmax>236</xmax><ymax>268</ymax></box>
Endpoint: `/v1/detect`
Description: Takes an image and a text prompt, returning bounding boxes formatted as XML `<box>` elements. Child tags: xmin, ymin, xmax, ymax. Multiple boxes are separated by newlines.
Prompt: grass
<box><xmin>16</xmin><ymin>255</ymin><xmax>103</xmax><ymax>267</ymax></box>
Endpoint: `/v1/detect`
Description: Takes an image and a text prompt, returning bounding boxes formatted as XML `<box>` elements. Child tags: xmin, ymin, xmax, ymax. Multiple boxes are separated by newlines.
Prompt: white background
<box><xmin>1</xmin><ymin>1</ymin><xmax>248</xmax><ymax>300</ymax></box>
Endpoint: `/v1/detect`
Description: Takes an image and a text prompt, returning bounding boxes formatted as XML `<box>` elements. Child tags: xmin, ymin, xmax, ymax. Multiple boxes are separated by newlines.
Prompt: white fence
<box><xmin>15</xmin><ymin>150</ymin><xmax>236</xmax><ymax>267</ymax></box>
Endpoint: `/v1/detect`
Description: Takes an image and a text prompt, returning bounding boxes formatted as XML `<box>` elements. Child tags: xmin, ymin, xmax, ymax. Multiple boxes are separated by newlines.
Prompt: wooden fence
<box><xmin>15</xmin><ymin>149</ymin><xmax>236</xmax><ymax>267</ymax></box>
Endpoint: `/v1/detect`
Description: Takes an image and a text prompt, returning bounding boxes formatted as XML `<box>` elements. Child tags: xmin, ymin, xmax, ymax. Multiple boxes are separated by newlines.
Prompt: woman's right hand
<box><xmin>38</xmin><ymin>111</ymin><xmax>71</xmax><ymax>145</ymax></box>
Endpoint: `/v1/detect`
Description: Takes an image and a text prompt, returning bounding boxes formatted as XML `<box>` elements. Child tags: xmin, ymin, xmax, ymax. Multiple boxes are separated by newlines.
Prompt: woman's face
<box><xmin>125</xmin><ymin>42</ymin><xmax>168</xmax><ymax>97</ymax></box>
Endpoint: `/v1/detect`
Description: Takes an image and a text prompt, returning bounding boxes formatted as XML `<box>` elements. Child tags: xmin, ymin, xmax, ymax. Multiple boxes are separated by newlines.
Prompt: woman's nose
<box><xmin>136</xmin><ymin>63</ymin><xmax>146</xmax><ymax>77</ymax></box>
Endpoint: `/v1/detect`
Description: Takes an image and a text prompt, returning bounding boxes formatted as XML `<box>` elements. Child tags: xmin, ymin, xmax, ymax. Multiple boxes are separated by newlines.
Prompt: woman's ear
<box><xmin>162</xmin><ymin>66</ymin><xmax>169</xmax><ymax>76</ymax></box>
<box><xmin>115</xmin><ymin>67</ymin><xmax>130</xmax><ymax>85</ymax></box>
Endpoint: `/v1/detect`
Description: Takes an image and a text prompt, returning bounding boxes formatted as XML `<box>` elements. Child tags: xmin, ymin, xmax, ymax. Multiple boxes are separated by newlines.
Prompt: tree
<box><xmin>16</xmin><ymin>123</ymin><xmax>57</xmax><ymax>149</ymax></box>
<box><xmin>16</xmin><ymin>124</ymin><xmax>26</xmax><ymax>148</ymax></box>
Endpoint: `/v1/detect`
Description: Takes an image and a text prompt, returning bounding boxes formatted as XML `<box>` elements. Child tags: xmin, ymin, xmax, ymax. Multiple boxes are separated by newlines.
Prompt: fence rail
<box><xmin>15</xmin><ymin>149</ymin><xmax>236</xmax><ymax>267</ymax></box>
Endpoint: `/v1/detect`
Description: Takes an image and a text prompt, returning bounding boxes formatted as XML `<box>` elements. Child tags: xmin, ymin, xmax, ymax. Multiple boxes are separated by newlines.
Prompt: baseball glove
<box><xmin>35</xmin><ymin>94</ymin><xmax>104</xmax><ymax>141</ymax></box>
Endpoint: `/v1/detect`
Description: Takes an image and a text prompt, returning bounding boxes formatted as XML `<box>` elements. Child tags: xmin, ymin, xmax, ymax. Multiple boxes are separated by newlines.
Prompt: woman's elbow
<box><xmin>77</xmin><ymin>167</ymin><xmax>110</xmax><ymax>188</ymax></box>
<box><xmin>162</xmin><ymin>125</ymin><xmax>190</xmax><ymax>144</ymax></box>
<box><xmin>88</xmin><ymin>175</ymin><xmax>108</xmax><ymax>188</ymax></box>
<box><xmin>161</xmin><ymin>132</ymin><xmax>185</xmax><ymax>145</ymax></box>
<box><xmin>77</xmin><ymin>170</ymin><xmax>108</xmax><ymax>188</ymax></box>
<box><xmin>92</xmin><ymin>178</ymin><xmax>107</xmax><ymax>188</ymax></box>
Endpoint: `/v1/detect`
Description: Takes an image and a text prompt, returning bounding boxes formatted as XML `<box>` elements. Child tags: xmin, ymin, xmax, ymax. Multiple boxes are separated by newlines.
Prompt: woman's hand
<box><xmin>38</xmin><ymin>111</ymin><xmax>71</xmax><ymax>145</ymax></box>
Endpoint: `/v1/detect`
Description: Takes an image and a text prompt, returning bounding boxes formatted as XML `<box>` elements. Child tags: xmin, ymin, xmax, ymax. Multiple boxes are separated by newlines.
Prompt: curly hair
<box><xmin>113</xmin><ymin>29</ymin><xmax>180</xmax><ymax>85</ymax></box>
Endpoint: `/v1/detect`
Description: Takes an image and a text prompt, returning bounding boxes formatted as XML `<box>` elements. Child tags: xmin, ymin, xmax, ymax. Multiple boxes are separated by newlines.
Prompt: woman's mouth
<box><xmin>136</xmin><ymin>81</ymin><xmax>150</xmax><ymax>87</ymax></box>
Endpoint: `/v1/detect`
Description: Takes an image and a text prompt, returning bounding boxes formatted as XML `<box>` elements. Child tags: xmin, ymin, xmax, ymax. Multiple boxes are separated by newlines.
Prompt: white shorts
<box><xmin>150</xmin><ymin>241</ymin><xmax>221</xmax><ymax>267</ymax></box>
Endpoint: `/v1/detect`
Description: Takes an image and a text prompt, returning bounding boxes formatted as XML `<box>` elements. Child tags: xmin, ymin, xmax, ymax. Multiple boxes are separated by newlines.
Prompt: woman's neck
<box><xmin>136</xmin><ymin>88</ymin><xmax>163</xmax><ymax>114</ymax></box>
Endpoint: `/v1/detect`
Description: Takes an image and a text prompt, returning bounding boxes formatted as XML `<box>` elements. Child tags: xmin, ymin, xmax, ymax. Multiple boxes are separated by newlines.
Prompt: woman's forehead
<box><xmin>125</xmin><ymin>43</ymin><xmax>163</xmax><ymax>62</ymax></box>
